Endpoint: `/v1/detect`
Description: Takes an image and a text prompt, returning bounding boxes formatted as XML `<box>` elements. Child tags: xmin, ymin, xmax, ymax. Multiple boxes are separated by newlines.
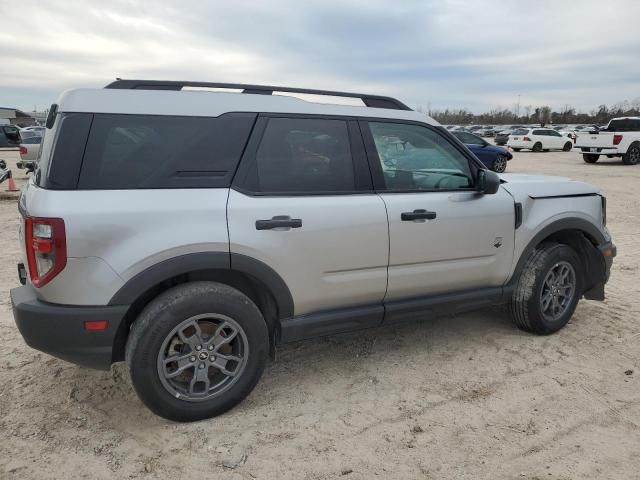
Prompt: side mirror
<box><xmin>477</xmin><ymin>169</ymin><xmax>500</xmax><ymax>194</ymax></box>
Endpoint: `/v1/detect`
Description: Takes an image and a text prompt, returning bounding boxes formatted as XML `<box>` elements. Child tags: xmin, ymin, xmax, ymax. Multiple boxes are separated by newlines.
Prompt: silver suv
<box><xmin>11</xmin><ymin>80</ymin><xmax>616</xmax><ymax>421</ymax></box>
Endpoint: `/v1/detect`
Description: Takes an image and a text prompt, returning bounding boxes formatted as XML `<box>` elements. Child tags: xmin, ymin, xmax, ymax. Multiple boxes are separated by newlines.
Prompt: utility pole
<box><xmin>516</xmin><ymin>94</ymin><xmax>521</xmax><ymax>118</ymax></box>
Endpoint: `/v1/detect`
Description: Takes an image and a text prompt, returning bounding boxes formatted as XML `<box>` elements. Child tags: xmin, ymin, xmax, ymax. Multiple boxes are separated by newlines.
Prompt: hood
<box><xmin>498</xmin><ymin>173</ymin><xmax>600</xmax><ymax>199</ymax></box>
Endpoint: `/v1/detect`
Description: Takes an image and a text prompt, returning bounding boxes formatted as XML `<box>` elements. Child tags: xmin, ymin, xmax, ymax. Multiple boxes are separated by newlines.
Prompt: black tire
<box><xmin>126</xmin><ymin>282</ymin><xmax>269</xmax><ymax>422</ymax></box>
<box><xmin>532</xmin><ymin>142</ymin><xmax>543</xmax><ymax>152</ymax></box>
<box><xmin>492</xmin><ymin>154</ymin><xmax>508</xmax><ymax>173</ymax></box>
<box><xmin>583</xmin><ymin>154</ymin><xmax>599</xmax><ymax>163</ymax></box>
<box><xmin>622</xmin><ymin>142</ymin><xmax>640</xmax><ymax>165</ymax></box>
<box><xmin>562</xmin><ymin>142</ymin><xmax>573</xmax><ymax>152</ymax></box>
<box><xmin>510</xmin><ymin>243</ymin><xmax>582</xmax><ymax>335</ymax></box>
<box><xmin>513</xmin><ymin>148</ymin><xmax>521</xmax><ymax>152</ymax></box>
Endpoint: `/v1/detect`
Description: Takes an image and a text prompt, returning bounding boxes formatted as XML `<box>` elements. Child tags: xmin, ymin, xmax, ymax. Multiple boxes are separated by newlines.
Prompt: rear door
<box><xmin>228</xmin><ymin>115</ymin><xmax>389</xmax><ymax>318</ymax></box>
<box><xmin>360</xmin><ymin>120</ymin><xmax>515</xmax><ymax>304</ymax></box>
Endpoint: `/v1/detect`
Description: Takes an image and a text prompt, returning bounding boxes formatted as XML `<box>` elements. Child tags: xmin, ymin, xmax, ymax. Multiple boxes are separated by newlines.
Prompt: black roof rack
<box><xmin>105</xmin><ymin>79</ymin><xmax>412</xmax><ymax>111</ymax></box>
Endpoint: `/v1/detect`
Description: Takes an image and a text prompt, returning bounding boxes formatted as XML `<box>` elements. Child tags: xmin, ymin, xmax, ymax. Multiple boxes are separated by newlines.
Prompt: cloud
<box><xmin>0</xmin><ymin>0</ymin><xmax>638</xmax><ymax>113</ymax></box>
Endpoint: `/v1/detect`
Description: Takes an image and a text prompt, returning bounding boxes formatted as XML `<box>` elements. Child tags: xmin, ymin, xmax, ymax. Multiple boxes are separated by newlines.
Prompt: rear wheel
<box><xmin>622</xmin><ymin>142</ymin><xmax>640</xmax><ymax>165</ymax></box>
<box><xmin>513</xmin><ymin>148</ymin><xmax>521</xmax><ymax>152</ymax></box>
<box><xmin>532</xmin><ymin>142</ymin><xmax>543</xmax><ymax>152</ymax></box>
<box><xmin>126</xmin><ymin>282</ymin><xmax>269</xmax><ymax>422</ymax></box>
<box><xmin>563</xmin><ymin>142</ymin><xmax>573</xmax><ymax>152</ymax></box>
<box><xmin>510</xmin><ymin>243</ymin><xmax>582</xmax><ymax>334</ymax></box>
<box><xmin>583</xmin><ymin>154</ymin><xmax>599</xmax><ymax>163</ymax></box>
<box><xmin>492</xmin><ymin>154</ymin><xmax>508</xmax><ymax>173</ymax></box>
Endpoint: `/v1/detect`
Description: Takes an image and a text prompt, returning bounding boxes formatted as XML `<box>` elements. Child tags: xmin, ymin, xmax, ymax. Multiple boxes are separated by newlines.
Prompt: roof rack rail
<box><xmin>104</xmin><ymin>79</ymin><xmax>412</xmax><ymax>111</ymax></box>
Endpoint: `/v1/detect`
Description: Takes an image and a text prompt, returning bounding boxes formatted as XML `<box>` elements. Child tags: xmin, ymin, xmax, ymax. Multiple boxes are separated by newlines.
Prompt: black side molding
<box><xmin>280</xmin><ymin>304</ymin><xmax>384</xmax><ymax>343</ymax></box>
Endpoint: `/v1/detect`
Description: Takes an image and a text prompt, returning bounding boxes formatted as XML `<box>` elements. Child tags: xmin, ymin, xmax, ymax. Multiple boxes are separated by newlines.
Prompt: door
<box><xmin>548</xmin><ymin>130</ymin><xmax>565</xmax><ymax>149</ymax></box>
<box><xmin>228</xmin><ymin>115</ymin><xmax>389</xmax><ymax>317</ymax></box>
<box><xmin>361</xmin><ymin>120</ymin><xmax>515</xmax><ymax>301</ymax></box>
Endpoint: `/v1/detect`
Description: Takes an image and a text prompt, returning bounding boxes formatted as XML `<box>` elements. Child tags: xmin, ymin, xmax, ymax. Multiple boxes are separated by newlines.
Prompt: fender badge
<box><xmin>493</xmin><ymin>237</ymin><xmax>503</xmax><ymax>248</ymax></box>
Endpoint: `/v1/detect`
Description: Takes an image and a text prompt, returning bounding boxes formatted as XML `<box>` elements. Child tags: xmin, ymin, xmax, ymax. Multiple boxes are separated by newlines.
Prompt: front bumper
<box><xmin>11</xmin><ymin>284</ymin><xmax>128</xmax><ymax>370</ymax></box>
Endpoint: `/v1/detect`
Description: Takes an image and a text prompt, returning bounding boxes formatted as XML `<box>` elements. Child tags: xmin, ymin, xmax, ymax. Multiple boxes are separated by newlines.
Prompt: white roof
<box><xmin>56</xmin><ymin>88</ymin><xmax>439</xmax><ymax>125</ymax></box>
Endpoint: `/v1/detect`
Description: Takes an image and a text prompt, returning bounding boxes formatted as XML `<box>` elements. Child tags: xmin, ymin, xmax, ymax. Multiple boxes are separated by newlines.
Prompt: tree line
<box><xmin>419</xmin><ymin>99</ymin><xmax>640</xmax><ymax>125</ymax></box>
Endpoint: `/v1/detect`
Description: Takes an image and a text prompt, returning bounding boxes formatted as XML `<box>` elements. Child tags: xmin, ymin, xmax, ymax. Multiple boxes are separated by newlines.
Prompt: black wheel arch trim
<box><xmin>507</xmin><ymin>217</ymin><xmax>608</xmax><ymax>291</ymax></box>
<box><xmin>108</xmin><ymin>252</ymin><xmax>294</xmax><ymax>319</ymax></box>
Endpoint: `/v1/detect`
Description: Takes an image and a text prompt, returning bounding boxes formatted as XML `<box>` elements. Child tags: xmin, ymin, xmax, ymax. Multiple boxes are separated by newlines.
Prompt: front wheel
<box><xmin>126</xmin><ymin>282</ymin><xmax>269</xmax><ymax>422</ymax></box>
<box><xmin>510</xmin><ymin>243</ymin><xmax>582</xmax><ymax>334</ymax></box>
<box><xmin>492</xmin><ymin>154</ymin><xmax>508</xmax><ymax>173</ymax></box>
<box><xmin>563</xmin><ymin>142</ymin><xmax>573</xmax><ymax>152</ymax></box>
<box><xmin>583</xmin><ymin>154</ymin><xmax>599</xmax><ymax>163</ymax></box>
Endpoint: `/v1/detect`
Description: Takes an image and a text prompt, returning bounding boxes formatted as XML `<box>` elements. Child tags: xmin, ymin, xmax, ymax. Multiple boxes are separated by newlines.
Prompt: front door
<box><xmin>361</xmin><ymin>120</ymin><xmax>516</xmax><ymax>301</ymax></box>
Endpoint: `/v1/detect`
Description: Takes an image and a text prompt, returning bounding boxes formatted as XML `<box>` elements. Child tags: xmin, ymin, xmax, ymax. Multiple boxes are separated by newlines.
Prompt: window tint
<box><xmin>370</xmin><ymin>122</ymin><xmax>473</xmax><ymax>191</ymax></box>
<box><xmin>22</xmin><ymin>136</ymin><xmax>41</xmax><ymax>144</ymax></box>
<box><xmin>248</xmin><ymin>117</ymin><xmax>356</xmax><ymax>193</ymax></box>
<box><xmin>608</xmin><ymin>118</ymin><xmax>640</xmax><ymax>132</ymax></box>
<box><xmin>548</xmin><ymin>130</ymin><xmax>562</xmax><ymax>137</ymax></box>
<box><xmin>513</xmin><ymin>129</ymin><xmax>529</xmax><ymax>135</ymax></box>
<box><xmin>78</xmin><ymin>113</ymin><xmax>256</xmax><ymax>189</ymax></box>
<box><xmin>533</xmin><ymin>129</ymin><xmax>546</xmax><ymax>135</ymax></box>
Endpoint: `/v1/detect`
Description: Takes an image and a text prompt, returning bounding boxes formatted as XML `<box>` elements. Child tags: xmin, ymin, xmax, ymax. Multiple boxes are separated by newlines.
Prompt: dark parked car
<box><xmin>0</xmin><ymin>124</ymin><xmax>21</xmax><ymax>148</ymax></box>
<box><xmin>452</xmin><ymin>131</ymin><xmax>513</xmax><ymax>172</ymax></box>
<box><xmin>494</xmin><ymin>126</ymin><xmax>526</xmax><ymax>146</ymax></box>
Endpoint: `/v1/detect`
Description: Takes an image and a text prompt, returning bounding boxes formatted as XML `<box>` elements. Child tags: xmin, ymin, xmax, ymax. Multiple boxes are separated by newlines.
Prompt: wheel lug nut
<box><xmin>208</xmin><ymin>345</ymin><xmax>214</xmax><ymax>351</ymax></box>
<box><xmin>195</xmin><ymin>345</ymin><xmax>202</xmax><ymax>351</ymax></box>
<box><xmin>190</xmin><ymin>356</ymin><xmax>196</xmax><ymax>362</ymax></box>
<box><xmin>199</xmin><ymin>363</ymin><xmax>205</xmax><ymax>369</ymax></box>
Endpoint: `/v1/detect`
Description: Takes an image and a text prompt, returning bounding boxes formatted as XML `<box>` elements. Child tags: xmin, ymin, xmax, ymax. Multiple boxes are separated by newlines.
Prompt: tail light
<box><xmin>19</xmin><ymin>146</ymin><xmax>27</xmax><ymax>155</ymax></box>
<box><xmin>523</xmin><ymin>136</ymin><xmax>531</xmax><ymax>142</ymax></box>
<box><xmin>24</xmin><ymin>217</ymin><xmax>66</xmax><ymax>287</ymax></box>
<box><xmin>613</xmin><ymin>134</ymin><xmax>623</xmax><ymax>145</ymax></box>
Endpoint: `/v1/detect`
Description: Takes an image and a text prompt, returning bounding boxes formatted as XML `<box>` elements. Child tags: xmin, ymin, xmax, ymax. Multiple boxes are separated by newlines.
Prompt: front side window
<box><xmin>249</xmin><ymin>117</ymin><xmax>356</xmax><ymax>193</ymax></box>
<box><xmin>369</xmin><ymin>122</ymin><xmax>473</xmax><ymax>191</ymax></box>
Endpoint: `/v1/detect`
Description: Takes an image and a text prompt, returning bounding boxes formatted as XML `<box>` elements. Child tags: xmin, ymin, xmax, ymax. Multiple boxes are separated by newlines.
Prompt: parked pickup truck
<box><xmin>575</xmin><ymin>117</ymin><xmax>640</xmax><ymax>165</ymax></box>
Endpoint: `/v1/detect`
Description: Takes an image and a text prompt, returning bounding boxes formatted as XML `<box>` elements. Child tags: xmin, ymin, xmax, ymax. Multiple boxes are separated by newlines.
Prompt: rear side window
<box><xmin>513</xmin><ymin>129</ymin><xmax>529</xmax><ymax>135</ymax></box>
<box><xmin>244</xmin><ymin>117</ymin><xmax>357</xmax><ymax>193</ymax></box>
<box><xmin>22</xmin><ymin>136</ymin><xmax>41</xmax><ymax>144</ymax></box>
<box><xmin>608</xmin><ymin>119</ymin><xmax>640</xmax><ymax>132</ymax></box>
<box><xmin>78</xmin><ymin>113</ymin><xmax>256</xmax><ymax>189</ymax></box>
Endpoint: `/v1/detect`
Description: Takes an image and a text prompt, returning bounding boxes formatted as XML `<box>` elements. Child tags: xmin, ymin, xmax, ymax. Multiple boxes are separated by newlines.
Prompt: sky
<box><xmin>1</xmin><ymin>0</ymin><xmax>639</xmax><ymax>114</ymax></box>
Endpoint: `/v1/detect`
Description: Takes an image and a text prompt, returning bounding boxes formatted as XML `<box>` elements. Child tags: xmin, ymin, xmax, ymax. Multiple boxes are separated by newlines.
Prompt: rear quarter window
<box><xmin>512</xmin><ymin>129</ymin><xmax>529</xmax><ymax>135</ymax></box>
<box><xmin>78</xmin><ymin>113</ymin><xmax>256</xmax><ymax>189</ymax></box>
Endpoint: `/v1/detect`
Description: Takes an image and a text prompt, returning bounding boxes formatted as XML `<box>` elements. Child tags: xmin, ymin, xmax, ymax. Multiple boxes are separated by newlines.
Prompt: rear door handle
<box><xmin>255</xmin><ymin>215</ymin><xmax>302</xmax><ymax>230</ymax></box>
<box><xmin>401</xmin><ymin>209</ymin><xmax>437</xmax><ymax>221</ymax></box>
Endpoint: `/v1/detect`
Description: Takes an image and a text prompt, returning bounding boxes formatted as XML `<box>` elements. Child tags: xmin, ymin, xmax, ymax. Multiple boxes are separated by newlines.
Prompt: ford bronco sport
<box><xmin>11</xmin><ymin>80</ymin><xmax>616</xmax><ymax>421</ymax></box>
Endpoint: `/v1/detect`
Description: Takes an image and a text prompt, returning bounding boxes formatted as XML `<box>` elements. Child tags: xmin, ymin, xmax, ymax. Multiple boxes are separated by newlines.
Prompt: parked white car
<box><xmin>19</xmin><ymin>136</ymin><xmax>42</xmax><ymax>161</ymax></box>
<box><xmin>507</xmin><ymin>128</ymin><xmax>574</xmax><ymax>152</ymax></box>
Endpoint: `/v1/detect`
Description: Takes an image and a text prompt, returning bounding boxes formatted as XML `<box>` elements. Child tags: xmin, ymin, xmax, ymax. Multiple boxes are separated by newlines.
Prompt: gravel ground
<box><xmin>0</xmin><ymin>148</ymin><xmax>638</xmax><ymax>480</ymax></box>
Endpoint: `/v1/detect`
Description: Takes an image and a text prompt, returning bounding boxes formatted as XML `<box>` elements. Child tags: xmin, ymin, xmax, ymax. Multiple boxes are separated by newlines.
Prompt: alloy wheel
<box><xmin>539</xmin><ymin>261</ymin><xmax>576</xmax><ymax>322</ymax></box>
<box><xmin>157</xmin><ymin>313</ymin><xmax>249</xmax><ymax>402</ymax></box>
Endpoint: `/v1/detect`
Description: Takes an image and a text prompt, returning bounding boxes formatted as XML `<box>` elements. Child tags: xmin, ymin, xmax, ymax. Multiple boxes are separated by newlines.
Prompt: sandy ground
<box><xmin>0</xmin><ymin>148</ymin><xmax>639</xmax><ymax>480</ymax></box>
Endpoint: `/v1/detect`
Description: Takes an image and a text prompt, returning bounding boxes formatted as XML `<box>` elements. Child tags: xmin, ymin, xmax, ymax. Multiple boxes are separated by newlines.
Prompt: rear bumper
<box><xmin>11</xmin><ymin>284</ymin><xmax>128</xmax><ymax>370</ymax></box>
<box><xmin>576</xmin><ymin>146</ymin><xmax>622</xmax><ymax>155</ymax></box>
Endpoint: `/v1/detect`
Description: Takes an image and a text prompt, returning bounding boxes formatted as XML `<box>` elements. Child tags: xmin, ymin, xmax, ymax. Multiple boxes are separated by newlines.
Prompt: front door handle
<box><xmin>255</xmin><ymin>215</ymin><xmax>302</xmax><ymax>230</ymax></box>
<box><xmin>401</xmin><ymin>209</ymin><xmax>437</xmax><ymax>221</ymax></box>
